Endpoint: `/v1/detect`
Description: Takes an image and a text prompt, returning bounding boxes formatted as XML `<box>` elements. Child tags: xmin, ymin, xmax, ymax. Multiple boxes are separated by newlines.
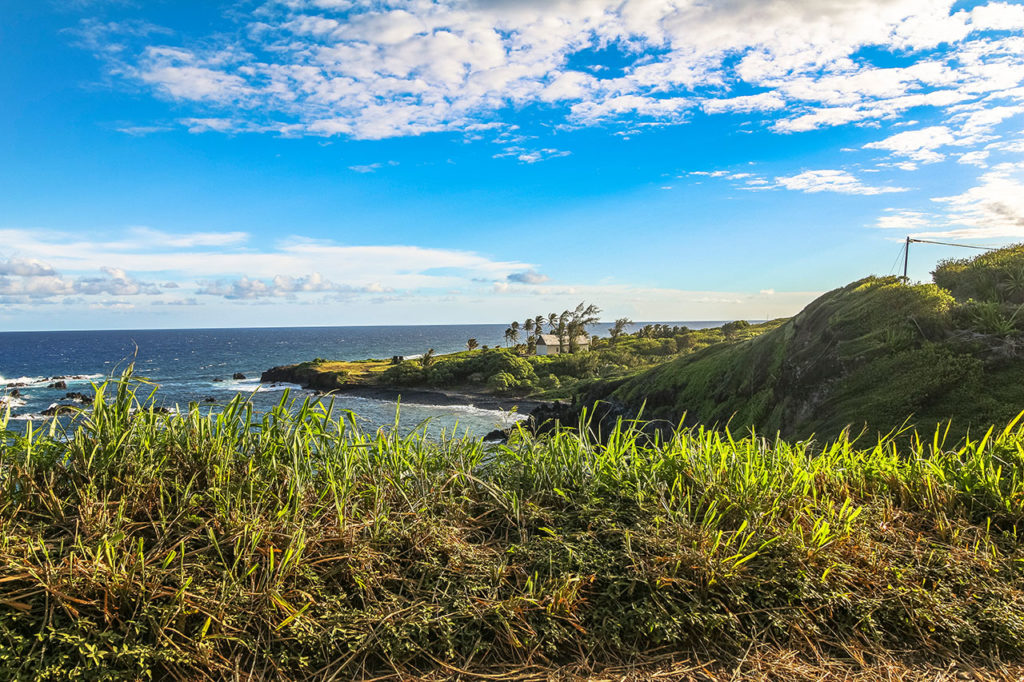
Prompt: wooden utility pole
<box><xmin>903</xmin><ymin>236</ymin><xmax>910</xmax><ymax>280</ymax></box>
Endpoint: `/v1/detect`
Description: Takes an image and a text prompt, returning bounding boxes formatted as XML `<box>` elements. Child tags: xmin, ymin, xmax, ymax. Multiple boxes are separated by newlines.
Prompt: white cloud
<box><xmin>196</xmin><ymin>272</ymin><xmax>387</xmax><ymax>300</ymax></box>
<box><xmin>875</xmin><ymin>209</ymin><xmax>935</xmax><ymax>230</ymax></box>
<box><xmin>0</xmin><ymin>259</ymin><xmax>57</xmax><ymax>277</ymax></box>
<box><xmin>0</xmin><ymin>227</ymin><xmax>540</xmax><ymax>302</ymax></box>
<box><xmin>924</xmin><ymin>164</ymin><xmax>1024</xmax><ymax>238</ymax></box>
<box><xmin>773</xmin><ymin>169</ymin><xmax>909</xmax><ymax>195</ymax></box>
<box><xmin>864</xmin><ymin>126</ymin><xmax>958</xmax><ymax>164</ymax></box>
<box><xmin>0</xmin><ymin>262</ymin><xmax>159</xmax><ymax>298</ymax></box>
<box><xmin>701</xmin><ymin>92</ymin><xmax>787</xmax><ymax>115</ymax></box>
<box><xmin>74</xmin><ymin>0</ymin><xmax>1024</xmax><ymax>153</ymax></box>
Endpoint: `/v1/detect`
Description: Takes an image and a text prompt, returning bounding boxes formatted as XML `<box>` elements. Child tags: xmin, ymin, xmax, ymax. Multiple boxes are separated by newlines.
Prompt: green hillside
<box><xmin>598</xmin><ymin>245</ymin><xmax>1024</xmax><ymax>440</ymax></box>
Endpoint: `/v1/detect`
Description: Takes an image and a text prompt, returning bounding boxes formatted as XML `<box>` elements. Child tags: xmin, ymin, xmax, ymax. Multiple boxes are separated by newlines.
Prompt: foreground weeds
<box><xmin>1</xmin><ymin>373</ymin><xmax>1023</xmax><ymax>680</ymax></box>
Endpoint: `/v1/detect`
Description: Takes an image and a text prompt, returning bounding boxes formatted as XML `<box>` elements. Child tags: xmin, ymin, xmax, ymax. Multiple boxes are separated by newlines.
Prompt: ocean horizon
<box><xmin>1</xmin><ymin>321</ymin><xmax>726</xmax><ymax>436</ymax></box>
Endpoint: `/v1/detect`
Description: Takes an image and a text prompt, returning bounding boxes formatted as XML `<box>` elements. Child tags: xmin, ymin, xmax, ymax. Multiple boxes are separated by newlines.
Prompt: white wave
<box><xmin>2</xmin><ymin>373</ymin><xmax>104</xmax><ymax>388</ymax></box>
<box><xmin>1</xmin><ymin>375</ymin><xmax>46</xmax><ymax>387</ymax></box>
<box><xmin>0</xmin><ymin>396</ymin><xmax>27</xmax><ymax>409</ymax></box>
<box><xmin>223</xmin><ymin>380</ymin><xmax>303</xmax><ymax>394</ymax></box>
<box><xmin>327</xmin><ymin>394</ymin><xmax>529</xmax><ymax>422</ymax></box>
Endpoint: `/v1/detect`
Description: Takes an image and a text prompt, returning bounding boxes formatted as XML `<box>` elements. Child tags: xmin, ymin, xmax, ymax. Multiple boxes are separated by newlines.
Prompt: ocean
<box><xmin>1</xmin><ymin>322</ymin><xmax>723</xmax><ymax>437</ymax></box>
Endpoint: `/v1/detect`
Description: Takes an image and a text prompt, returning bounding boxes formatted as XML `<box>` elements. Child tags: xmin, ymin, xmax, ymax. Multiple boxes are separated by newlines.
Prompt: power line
<box><xmin>902</xmin><ymin>236</ymin><xmax>998</xmax><ymax>280</ymax></box>
<box><xmin>908</xmin><ymin>238</ymin><xmax>997</xmax><ymax>251</ymax></box>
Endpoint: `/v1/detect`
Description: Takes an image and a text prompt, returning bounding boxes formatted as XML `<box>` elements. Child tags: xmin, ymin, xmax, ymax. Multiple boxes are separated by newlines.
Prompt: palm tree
<box><xmin>556</xmin><ymin>311</ymin><xmax>570</xmax><ymax>352</ymax></box>
<box><xmin>535</xmin><ymin>315</ymin><xmax>546</xmax><ymax>338</ymax></box>
<box><xmin>609</xmin><ymin>317</ymin><xmax>632</xmax><ymax>343</ymax></box>
<box><xmin>467</xmin><ymin>338</ymin><xmax>479</xmax><ymax>351</ymax></box>
<box><xmin>503</xmin><ymin>327</ymin><xmax>514</xmax><ymax>347</ymax></box>
<box><xmin>523</xmin><ymin>318</ymin><xmax>535</xmax><ymax>342</ymax></box>
<box><xmin>510</xmin><ymin>321</ymin><xmax>520</xmax><ymax>346</ymax></box>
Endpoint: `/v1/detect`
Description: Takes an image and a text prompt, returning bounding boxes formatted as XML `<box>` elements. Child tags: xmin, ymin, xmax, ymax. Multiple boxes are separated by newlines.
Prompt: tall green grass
<box><xmin>1</xmin><ymin>371</ymin><xmax>1023</xmax><ymax>679</ymax></box>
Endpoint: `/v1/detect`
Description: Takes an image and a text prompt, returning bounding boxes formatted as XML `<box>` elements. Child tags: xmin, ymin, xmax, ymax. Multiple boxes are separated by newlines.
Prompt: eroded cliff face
<box><xmin>260</xmin><ymin>364</ymin><xmax>349</xmax><ymax>391</ymax></box>
<box><xmin>588</xmin><ymin>276</ymin><xmax>1024</xmax><ymax>441</ymax></box>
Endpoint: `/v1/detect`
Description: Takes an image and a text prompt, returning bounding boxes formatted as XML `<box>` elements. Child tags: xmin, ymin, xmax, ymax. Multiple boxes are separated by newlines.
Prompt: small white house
<box><xmin>535</xmin><ymin>334</ymin><xmax>589</xmax><ymax>356</ymax></box>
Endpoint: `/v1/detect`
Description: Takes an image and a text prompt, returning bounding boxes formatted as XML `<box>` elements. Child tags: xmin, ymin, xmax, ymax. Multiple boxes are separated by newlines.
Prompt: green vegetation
<box><xmin>370</xmin><ymin>320</ymin><xmax>783</xmax><ymax>397</ymax></box>
<box><xmin>506</xmin><ymin>302</ymin><xmax>602</xmax><ymax>353</ymax></box>
<box><xmin>2</xmin><ymin>374</ymin><xmax>1024</xmax><ymax>679</ymax></box>
<box><xmin>596</xmin><ymin>244</ymin><xmax>1024</xmax><ymax>441</ymax></box>
<box><xmin>261</xmin><ymin>358</ymin><xmax>393</xmax><ymax>390</ymax></box>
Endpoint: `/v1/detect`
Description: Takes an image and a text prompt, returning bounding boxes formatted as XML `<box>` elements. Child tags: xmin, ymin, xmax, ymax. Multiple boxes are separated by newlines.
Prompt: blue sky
<box><xmin>2</xmin><ymin>0</ymin><xmax>1023</xmax><ymax>330</ymax></box>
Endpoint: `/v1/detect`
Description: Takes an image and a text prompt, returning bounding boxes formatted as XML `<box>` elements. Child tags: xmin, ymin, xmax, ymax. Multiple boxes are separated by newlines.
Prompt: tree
<box><xmin>523</xmin><ymin>318</ymin><xmax>535</xmax><ymax>343</ymax></box>
<box><xmin>567</xmin><ymin>302</ymin><xmax>601</xmax><ymax>352</ymax></box>
<box><xmin>421</xmin><ymin>348</ymin><xmax>436</xmax><ymax>367</ymax></box>
<box><xmin>467</xmin><ymin>338</ymin><xmax>479</xmax><ymax>351</ymax></box>
<box><xmin>609</xmin><ymin>317</ymin><xmax>633</xmax><ymax>343</ymax></box>
<box><xmin>504</xmin><ymin>327</ymin><xmax>514</xmax><ymax>347</ymax></box>
<box><xmin>509</xmin><ymin>321</ymin><xmax>520</xmax><ymax>346</ymax></box>
<box><xmin>556</xmin><ymin>311</ymin><xmax>570</xmax><ymax>352</ymax></box>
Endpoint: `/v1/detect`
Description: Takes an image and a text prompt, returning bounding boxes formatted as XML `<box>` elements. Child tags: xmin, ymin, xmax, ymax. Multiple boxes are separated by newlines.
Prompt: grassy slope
<box><xmin>606</xmin><ymin>274</ymin><xmax>1024</xmax><ymax>441</ymax></box>
<box><xmin>1</xmin><ymin>379</ymin><xmax>1024</xmax><ymax>679</ymax></box>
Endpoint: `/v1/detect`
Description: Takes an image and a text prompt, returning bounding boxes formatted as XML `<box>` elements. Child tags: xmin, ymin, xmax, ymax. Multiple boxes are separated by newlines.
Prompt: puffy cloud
<box><xmin>195</xmin><ymin>272</ymin><xmax>380</xmax><ymax>300</ymax></box>
<box><xmin>74</xmin><ymin>266</ymin><xmax>161</xmax><ymax>295</ymax></box>
<box><xmin>0</xmin><ymin>259</ymin><xmax>57</xmax><ymax>277</ymax></box>
<box><xmin>0</xmin><ymin>261</ymin><xmax>161</xmax><ymax>299</ymax></box>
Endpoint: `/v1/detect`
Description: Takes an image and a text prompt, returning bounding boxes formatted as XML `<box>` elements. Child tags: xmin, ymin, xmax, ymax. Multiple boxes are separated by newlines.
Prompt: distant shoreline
<box><xmin>316</xmin><ymin>384</ymin><xmax>548</xmax><ymax>413</ymax></box>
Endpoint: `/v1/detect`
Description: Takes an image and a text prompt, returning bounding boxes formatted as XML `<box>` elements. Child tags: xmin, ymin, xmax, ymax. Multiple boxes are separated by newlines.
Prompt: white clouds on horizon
<box><xmin>0</xmin><ymin>226</ymin><xmax>820</xmax><ymax>320</ymax></box>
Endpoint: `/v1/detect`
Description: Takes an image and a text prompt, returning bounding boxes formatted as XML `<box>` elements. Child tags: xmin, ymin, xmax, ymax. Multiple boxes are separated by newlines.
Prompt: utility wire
<box><xmin>908</xmin><ymin>238</ymin><xmax>997</xmax><ymax>251</ymax></box>
<box><xmin>888</xmin><ymin>240</ymin><xmax>907</xmax><ymax>276</ymax></box>
<box><xmin>902</xmin><ymin>236</ymin><xmax>1001</xmax><ymax>280</ymax></box>
<box><xmin>884</xmin><ymin>237</ymin><xmax>909</xmax><ymax>272</ymax></box>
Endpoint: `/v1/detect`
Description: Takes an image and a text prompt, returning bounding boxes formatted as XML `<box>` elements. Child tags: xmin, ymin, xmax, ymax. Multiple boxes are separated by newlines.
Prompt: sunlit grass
<box><xmin>1</xmin><ymin>370</ymin><xmax>1023</xmax><ymax>679</ymax></box>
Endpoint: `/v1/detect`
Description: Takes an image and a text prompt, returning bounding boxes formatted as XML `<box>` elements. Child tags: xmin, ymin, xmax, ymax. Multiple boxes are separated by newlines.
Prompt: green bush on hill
<box><xmin>595</xmin><ymin>245</ymin><xmax>1024</xmax><ymax>441</ymax></box>
<box><xmin>933</xmin><ymin>243</ymin><xmax>1024</xmax><ymax>303</ymax></box>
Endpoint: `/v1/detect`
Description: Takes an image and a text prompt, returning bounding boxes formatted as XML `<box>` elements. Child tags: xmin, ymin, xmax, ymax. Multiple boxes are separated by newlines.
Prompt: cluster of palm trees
<box><xmin>503</xmin><ymin>302</ymin><xmax>602</xmax><ymax>353</ymax></box>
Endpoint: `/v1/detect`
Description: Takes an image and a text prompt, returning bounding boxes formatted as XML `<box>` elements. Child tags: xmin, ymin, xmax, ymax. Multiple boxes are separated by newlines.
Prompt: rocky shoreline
<box><xmin>260</xmin><ymin>363</ymin><xmax>542</xmax><ymax>410</ymax></box>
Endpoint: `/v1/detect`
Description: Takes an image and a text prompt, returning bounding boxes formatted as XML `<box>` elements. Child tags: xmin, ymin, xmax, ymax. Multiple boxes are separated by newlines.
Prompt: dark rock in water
<box><xmin>48</xmin><ymin>381</ymin><xmax>67</xmax><ymax>390</ymax></box>
<box><xmin>212</xmin><ymin>378</ymin><xmax>224</xmax><ymax>383</ymax></box>
<box><xmin>262</xmin><ymin>365</ymin><xmax>343</xmax><ymax>391</ymax></box>
<box><xmin>482</xmin><ymin>429</ymin><xmax>508</xmax><ymax>443</ymax></box>
<box><xmin>7</xmin><ymin>382</ymin><xmax>28</xmax><ymax>389</ymax></box>
<box><xmin>9</xmin><ymin>389</ymin><xmax>21</xmax><ymax>398</ymax></box>
<box><xmin>233</xmin><ymin>373</ymin><xmax>246</xmax><ymax>380</ymax></box>
<box><xmin>64</xmin><ymin>392</ymin><xmax>93</xmax><ymax>405</ymax></box>
<box><xmin>41</xmin><ymin>403</ymin><xmax>75</xmax><ymax>416</ymax></box>
<box><xmin>152</xmin><ymin>406</ymin><xmax>172</xmax><ymax>414</ymax></box>
<box><xmin>204</xmin><ymin>397</ymin><xmax>216</xmax><ymax>403</ymax></box>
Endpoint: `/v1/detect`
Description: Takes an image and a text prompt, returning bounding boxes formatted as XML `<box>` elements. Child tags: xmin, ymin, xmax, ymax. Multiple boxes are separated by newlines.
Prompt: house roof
<box><xmin>536</xmin><ymin>334</ymin><xmax>589</xmax><ymax>345</ymax></box>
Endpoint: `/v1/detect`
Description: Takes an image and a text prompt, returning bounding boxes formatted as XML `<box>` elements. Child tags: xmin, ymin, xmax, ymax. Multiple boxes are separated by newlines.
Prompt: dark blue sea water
<box><xmin>1</xmin><ymin>323</ymin><xmax>723</xmax><ymax>437</ymax></box>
